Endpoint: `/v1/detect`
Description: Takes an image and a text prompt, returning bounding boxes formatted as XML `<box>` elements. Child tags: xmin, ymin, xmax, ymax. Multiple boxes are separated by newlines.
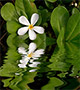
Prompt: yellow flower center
<box><xmin>28</xmin><ymin>24</ymin><xmax>33</xmax><ymax>30</ymax></box>
<box><xmin>27</xmin><ymin>52</ymin><xmax>33</xmax><ymax>58</ymax></box>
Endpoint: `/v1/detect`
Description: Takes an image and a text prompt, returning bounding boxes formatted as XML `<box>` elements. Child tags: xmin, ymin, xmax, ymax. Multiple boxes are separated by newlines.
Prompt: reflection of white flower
<box><xmin>18</xmin><ymin>43</ymin><xmax>44</xmax><ymax>68</ymax></box>
<box><xmin>18</xmin><ymin>13</ymin><xmax>44</xmax><ymax>40</ymax></box>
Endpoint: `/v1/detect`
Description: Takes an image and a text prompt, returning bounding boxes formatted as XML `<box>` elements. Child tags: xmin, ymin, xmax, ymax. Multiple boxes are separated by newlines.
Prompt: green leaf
<box><xmin>51</xmin><ymin>6</ymin><xmax>69</xmax><ymax>37</ymax></box>
<box><xmin>44</xmin><ymin>0</ymin><xmax>54</xmax><ymax>9</ymax></box>
<box><xmin>65</xmin><ymin>13</ymin><xmax>80</xmax><ymax>41</ymax></box>
<box><xmin>7</xmin><ymin>21</ymin><xmax>21</xmax><ymax>33</ymax></box>
<box><xmin>1</xmin><ymin>3</ymin><xmax>17</xmax><ymax>21</ymax></box>
<box><xmin>47</xmin><ymin>0</ymin><xmax>56</xmax><ymax>3</ymax></box>
<box><xmin>38</xmin><ymin>8</ymin><xmax>51</xmax><ymax>24</ymax></box>
<box><xmin>72</xmin><ymin>8</ymin><xmax>80</xmax><ymax>15</ymax></box>
<box><xmin>7</xmin><ymin>34</ymin><xmax>17</xmax><ymax>50</ymax></box>
<box><xmin>15</xmin><ymin>0</ymin><xmax>38</xmax><ymax>18</ymax></box>
<box><xmin>42</xmin><ymin>77</ymin><xmax>64</xmax><ymax>90</ymax></box>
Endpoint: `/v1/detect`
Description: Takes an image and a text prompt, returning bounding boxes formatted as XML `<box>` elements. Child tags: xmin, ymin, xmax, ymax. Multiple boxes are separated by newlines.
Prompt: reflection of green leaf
<box><xmin>66</xmin><ymin>13</ymin><xmax>80</xmax><ymax>41</ymax></box>
<box><xmin>17</xmin><ymin>72</ymin><xmax>37</xmax><ymax>90</ymax></box>
<box><xmin>48</xmin><ymin>45</ymin><xmax>70</xmax><ymax>72</ymax></box>
<box><xmin>7</xmin><ymin>21</ymin><xmax>21</xmax><ymax>33</ymax></box>
<box><xmin>65</xmin><ymin>42</ymin><xmax>80</xmax><ymax>76</ymax></box>
<box><xmin>0</xmin><ymin>63</ymin><xmax>18</xmax><ymax>77</ymax></box>
<box><xmin>1</xmin><ymin>3</ymin><xmax>17</xmax><ymax>21</ymax></box>
<box><xmin>51</xmin><ymin>6</ymin><xmax>69</xmax><ymax>37</ymax></box>
<box><xmin>4</xmin><ymin>49</ymin><xmax>20</xmax><ymax>64</ymax></box>
<box><xmin>2</xmin><ymin>78</ymin><xmax>12</xmax><ymax>87</ymax></box>
<box><xmin>42</xmin><ymin>77</ymin><xmax>64</xmax><ymax>90</ymax></box>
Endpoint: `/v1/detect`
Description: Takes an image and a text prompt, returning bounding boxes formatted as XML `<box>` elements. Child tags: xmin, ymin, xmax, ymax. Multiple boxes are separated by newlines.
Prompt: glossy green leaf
<box><xmin>72</xmin><ymin>8</ymin><xmax>79</xmax><ymax>15</ymax></box>
<box><xmin>7</xmin><ymin>34</ymin><xmax>17</xmax><ymax>50</ymax></box>
<box><xmin>7</xmin><ymin>21</ymin><xmax>21</xmax><ymax>33</ymax></box>
<box><xmin>1</xmin><ymin>3</ymin><xmax>17</xmax><ymax>21</ymax></box>
<box><xmin>42</xmin><ymin>77</ymin><xmax>64</xmax><ymax>90</ymax></box>
<box><xmin>51</xmin><ymin>6</ymin><xmax>69</xmax><ymax>37</ymax></box>
<box><xmin>66</xmin><ymin>13</ymin><xmax>80</xmax><ymax>41</ymax></box>
<box><xmin>15</xmin><ymin>0</ymin><xmax>37</xmax><ymax>18</ymax></box>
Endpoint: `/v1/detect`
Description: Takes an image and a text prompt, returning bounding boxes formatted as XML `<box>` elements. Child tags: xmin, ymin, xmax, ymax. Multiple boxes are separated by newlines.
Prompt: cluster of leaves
<box><xmin>0</xmin><ymin>0</ymin><xmax>80</xmax><ymax>90</ymax></box>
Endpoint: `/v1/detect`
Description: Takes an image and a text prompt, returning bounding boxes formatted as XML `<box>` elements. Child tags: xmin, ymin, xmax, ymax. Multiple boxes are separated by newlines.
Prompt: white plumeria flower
<box><xmin>18</xmin><ymin>13</ymin><xmax>44</xmax><ymax>40</ymax></box>
<box><xmin>18</xmin><ymin>42</ymin><xmax>44</xmax><ymax>68</ymax></box>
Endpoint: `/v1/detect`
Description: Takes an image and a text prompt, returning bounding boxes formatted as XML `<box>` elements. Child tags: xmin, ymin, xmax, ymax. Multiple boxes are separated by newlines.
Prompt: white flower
<box><xmin>18</xmin><ymin>43</ymin><xmax>44</xmax><ymax>68</ymax></box>
<box><xmin>18</xmin><ymin>13</ymin><xmax>44</xmax><ymax>40</ymax></box>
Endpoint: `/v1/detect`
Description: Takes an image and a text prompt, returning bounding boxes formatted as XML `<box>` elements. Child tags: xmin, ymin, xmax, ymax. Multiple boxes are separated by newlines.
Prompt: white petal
<box><xmin>18</xmin><ymin>64</ymin><xmax>26</xmax><ymax>68</ymax></box>
<box><xmin>29</xmin><ymin>69</ymin><xmax>37</xmax><ymax>72</ymax></box>
<box><xmin>19</xmin><ymin>16</ymin><xmax>30</xmax><ymax>25</ymax></box>
<box><xmin>29</xmin><ymin>42</ymin><xmax>36</xmax><ymax>53</ymax></box>
<box><xmin>18</xmin><ymin>47</ymin><xmax>27</xmax><ymax>54</ymax></box>
<box><xmin>18</xmin><ymin>27</ymin><xmax>28</xmax><ymax>35</ymax></box>
<box><xmin>29</xmin><ymin>29</ymin><xmax>36</xmax><ymax>40</ymax></box>
<box><xmin>31</xmin><ymin>13</ymin><xmax>39</xmax><ymax>25</ymax></box>
<box><xmin>33</xmin><ymin>49</ymin><xmax>44</xmax><ymax>58</ymax></box>
<box><xmin>33</xmin><ymin>26</ymin><xmax>44</xmax><ymax>34</ymax></box>
<box><xmin>29</xmin><ymin>62</ymin><xmax>40</xmax><ymax>67</ymax></box>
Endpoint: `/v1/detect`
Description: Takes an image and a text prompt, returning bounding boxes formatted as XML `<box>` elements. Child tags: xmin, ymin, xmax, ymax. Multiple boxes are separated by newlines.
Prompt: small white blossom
<box><xmin>18</xmin><ymin>13</ymin><xmax>44</xmax><ymax>40</ymax></box>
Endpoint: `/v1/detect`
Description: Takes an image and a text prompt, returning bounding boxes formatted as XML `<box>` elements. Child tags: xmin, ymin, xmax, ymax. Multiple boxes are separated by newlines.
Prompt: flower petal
<box><xmin>18</xmin><ymin>27</ymin><xmax>28</xmax><ymax>35</ymax></box>
<box><xmin>31</xmin><ymin>13</ymin><xmax>39</xmax><ymax>25</ymax></box>
<box><xmin>29</xmin><ymin>30</ymin><xmax>36</xmax><ymax>40</ymax></box>
<box><xmin>18</xmin><ymin>47</ymin><xmax>27</xmax><ymax>54</ymax></box>
<box><xmin>29</xmin><ymin>69</ymin><xmax>37</xmax><ymax>72</ymax></box>
<box><xmin>33</xmin><ymin>26</ymin><xmax>44</xmax><ymax>34</ymax></box>
<box><xmin>18</xmin><ymin>64</ymin><xmax>26</xmax><ymax>68</ymax></box>
<box><xmin>33</xmin><ymin>49</ymin><xmax>44</xmax><ymax>58</ymax></box>
<box><xmin>19</xmin><ymin>16</ymin><xmax>30</xmax><ymax>25</ymax></box>
<box><xmin>28</xmin><ymin>42</ymin><xmax>36</xmax><ymax>53</ymax></box>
